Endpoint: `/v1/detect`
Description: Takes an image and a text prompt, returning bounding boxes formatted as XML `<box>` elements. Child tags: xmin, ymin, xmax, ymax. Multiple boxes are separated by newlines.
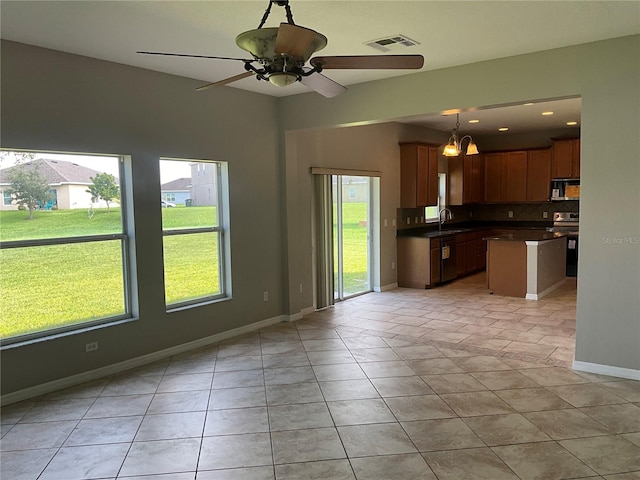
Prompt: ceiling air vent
<box><xmin>365</xmin><ymin>34</ymin><xmax>420</xmax><ymax>52</ymax></box>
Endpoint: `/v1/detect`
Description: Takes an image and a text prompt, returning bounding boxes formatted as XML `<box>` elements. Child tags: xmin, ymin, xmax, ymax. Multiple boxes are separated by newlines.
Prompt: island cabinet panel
<box><xmin>552</xmin><ymin>138</ymin><xmax>580</xmax><ymax>179</ymax></box>
<box><xmin>527</xmin><ymin>149</ymin><xmax>552</xmax><ymax>202</ymax></box>
<box><xmin>503</xmin><ymin>151</ymin><xmax>528</xmax><ymax>203</ymax></box>
<box><xmin>400</xmin><ymin>143</ymin><xmax>439</xmax><ymax>208</ymax></box>
<box><xmin>449</xmin><ymin>154</ymin><xmax>485</xmax><ymax>205</ymax></box>
<box><xmin>484</xmin><ymin>153</ymin><xmax>505</xmax><ymax>203</ymax></box>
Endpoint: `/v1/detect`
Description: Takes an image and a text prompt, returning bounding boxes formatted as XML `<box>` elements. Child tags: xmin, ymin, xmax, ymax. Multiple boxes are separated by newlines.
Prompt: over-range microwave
<box><xmin>551</xmin><ymin>178</ymin><xmax>580</xmax><ymax>201</ymax></box>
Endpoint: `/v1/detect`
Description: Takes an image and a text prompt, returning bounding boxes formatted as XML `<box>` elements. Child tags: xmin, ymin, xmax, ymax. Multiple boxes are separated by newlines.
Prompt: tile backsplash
<box><xmin>397</xmin><ymin>201</ymin><xmax>578</xmax><ymax>229</ymax></box>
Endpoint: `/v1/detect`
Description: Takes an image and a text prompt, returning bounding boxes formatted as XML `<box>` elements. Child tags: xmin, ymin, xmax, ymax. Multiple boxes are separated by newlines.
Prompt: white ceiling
<box><xmin>1</xmin><ymin>1</ymin><xmax>639</xmax><ymax>132</ymax></box>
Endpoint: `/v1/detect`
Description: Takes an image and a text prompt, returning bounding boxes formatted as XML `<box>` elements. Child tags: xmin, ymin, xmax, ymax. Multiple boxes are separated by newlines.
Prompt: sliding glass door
<box><xmin>332</xmin><ymin>175</ymin><xmax>372</xmax><ymax>300</ymax></box>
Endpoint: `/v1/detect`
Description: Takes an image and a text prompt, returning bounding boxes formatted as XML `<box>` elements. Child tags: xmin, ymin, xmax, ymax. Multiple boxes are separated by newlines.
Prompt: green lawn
<box><xmin>0</xmin><ymin>203</ymin><xmax>367</xmax><ymax>339</ymax></box>
<box><xmin>0</xmin><ymin>206</ymin><xmax>219</xmax><ymax>339</ymax></box>
<box><xmin>335</xmin><ymin>202</ymin><xmax>369</xmax><ymax>297</ymax></box>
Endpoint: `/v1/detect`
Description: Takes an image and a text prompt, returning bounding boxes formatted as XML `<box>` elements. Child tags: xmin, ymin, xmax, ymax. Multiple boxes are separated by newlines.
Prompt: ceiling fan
<box><xmin>138</xmin><ymin>0</ymin><xmax>424</xmax><ymax>98</ymax></box>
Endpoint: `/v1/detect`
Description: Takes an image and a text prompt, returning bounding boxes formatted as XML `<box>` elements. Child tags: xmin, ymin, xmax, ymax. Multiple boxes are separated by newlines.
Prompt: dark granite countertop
<box><xmin>397</xmin><ymin>221</ymin><xmax>551</xmax><ymax>239</ymax></box>
<box><xmin>484</xmin><ymin>231</ymin><xmax>567</xmax><ymax>242</ymax></box>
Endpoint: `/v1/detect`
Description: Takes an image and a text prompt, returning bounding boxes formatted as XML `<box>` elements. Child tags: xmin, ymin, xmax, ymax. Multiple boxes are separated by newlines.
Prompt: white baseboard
<box><xmin>526</xmin><ymin>278</ymin><xmax>566</xmax><ymax>300</ymax></box>
<box><xmin>287</xmin><ymin>306</ymin><xmax>315</xmax><ymax>322</ymax></box>
<box><xmin>374</xmin><ymin>283</ymin><xmax>398</xmax><ymax>293</ymax></box>
<box><xmin>573</xmin><ymin>360</ymin><xmax>640</xmax><ymax>381</ymax></box>
<box><xmin>1</xmin><ymin>314</ymin><xmax>286</xmax><ymax>406</ymax></box>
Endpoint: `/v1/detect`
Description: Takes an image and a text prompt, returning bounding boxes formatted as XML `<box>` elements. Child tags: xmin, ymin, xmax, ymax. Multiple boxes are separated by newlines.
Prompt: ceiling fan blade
<box><xmin>137</xmin><ymin>51</ymin><xmax>254</xmax><ymax>62</ymax></box>
<box><xmin>195</xmin><ymin>72</ymin><xmax>254</xmax><ymax>91</ymax></box>
<box><xmin>310</xmin><ymin>55</ymin><xmax>424</xmax><ymax>70</ymax></box>
<box><xmin>274</xmin><ymin>23</ymin><xmax>325</xmax><ymax>59</ymax></box>
<box><xmin>301</xmin><ymin>72</ymin><xmax>347</xmax><ymax>98</ymax></box>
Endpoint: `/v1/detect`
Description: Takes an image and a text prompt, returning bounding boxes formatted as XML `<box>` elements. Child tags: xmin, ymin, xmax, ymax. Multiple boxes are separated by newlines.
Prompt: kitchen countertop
<box><xmin>396</xmin><ymin>222</ymin><xmax>551</xmax><ymax>239</ymax></box>
<box><xmin>484</xmin><ymin>231</ymin><xmax>566</xmax><ymax>242</ymax></box>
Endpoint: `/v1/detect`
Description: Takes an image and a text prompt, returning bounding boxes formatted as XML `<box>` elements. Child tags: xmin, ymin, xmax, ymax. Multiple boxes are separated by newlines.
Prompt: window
<box><xmin>163</xmin><ymin>193</ymin><xmax>176</xmax><ymax>202</ymax></box>
<box><xmin>0</xmin><ymin>151</ymin><xmax>130</xmax><ymax>343</ymax></box>
<box><xmin>3</xmin><ymin>190</ymin><xmax>12</xmax><ymax>206</ymax></box>
<box><xmin>425</xmin><ymin>173</ymin><xmax>446</xmax><ymax>222</ymax></box>
<box><xmin>160</xmin><ymin>158</ymin><xmax>228</xmax><ymax>308</ymax></box>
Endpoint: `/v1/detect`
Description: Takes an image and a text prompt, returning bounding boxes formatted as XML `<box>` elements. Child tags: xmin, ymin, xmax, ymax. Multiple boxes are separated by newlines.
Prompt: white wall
<box><xmin>279</xmin><ymin>36</ymin><xmax>640</xmax><ymax>373</ymax></box>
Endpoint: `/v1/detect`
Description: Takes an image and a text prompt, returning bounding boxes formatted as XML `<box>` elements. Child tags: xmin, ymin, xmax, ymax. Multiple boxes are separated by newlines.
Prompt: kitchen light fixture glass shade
<box><xmin>466</xmin><ymin>141</ymin><xmax>479</xmax><ymax>155</ymax></box>
<box><xmin>443</xmin><ymin>141</ymin><xmax>459</xmax><ymax>157</ymax></box>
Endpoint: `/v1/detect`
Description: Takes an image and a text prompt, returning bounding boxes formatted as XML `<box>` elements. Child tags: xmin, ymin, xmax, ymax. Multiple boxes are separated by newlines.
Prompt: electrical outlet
<box><xmin>384</xmin><ymin>219</ymin><xmax>388</xmax><ymax>227</ymax></box>
<box><xmin>85</xmin><ymin>341</ymin><xmax>98</xmax><ymax>353</ymax></box>
<box><xmin>263</xmin><ymin>291</ymin><xmax>269</xmax><ymax>301</ymax></box>
<box><xmin>392</xmin><ymin>219</ymin><xmax>396</xmax><ymax>227</ymax></box>
<box><xmin>406</xmin><ymin>217</ymin><xmax>410</xmax><ymax>224</ymax></box>
<box><xmin>508</xmin><ymin>211</ymin><xmax>514</xmax><ymax>218</ymax></box>
<box><xmin>543</xmin><ymin>211</ymin><xmax>548</xmax><ymax>219</ymax></box>
<box><xmin>391</xmin><ymin>261</ymin><xmax>395</xmax><ymax>270</ymax></box>
<box><xmin>414</xmin><ymin>217</ymin><xmax>418</xmax><ymax>224</ymax></box>
<box><xmin>299</xmin><ymin>283</ymin><xmax>303</xmax><ymax>293</ymax></box>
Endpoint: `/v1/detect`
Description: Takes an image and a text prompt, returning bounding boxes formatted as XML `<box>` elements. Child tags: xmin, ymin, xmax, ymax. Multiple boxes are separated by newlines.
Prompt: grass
<box><xmin>0</xmin><ymin>203</ymin><xmax>368</xmax><ymax>339</ymax></box>
<box><xmin>0</xmin><ymin>206</ymin><xmax>219</xmax><ymax>339</ymax></box>
<box><xmin>335</xmin><ymin>202</ymin><xmax>369</xmax><ymax>297</ymax></box>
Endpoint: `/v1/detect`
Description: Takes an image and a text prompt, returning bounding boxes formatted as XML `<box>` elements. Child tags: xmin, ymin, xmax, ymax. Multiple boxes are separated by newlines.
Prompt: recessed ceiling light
<box><xmin>498</xmin><ymin>127</ymin><xmax>509</xmax><ymax>132</ymax></box>
<box><xmin>524</xmin><ymin>103</ymin><xmax>534</xmax><ymax>106</ymax></box>
<box><xmin>542</xmin><ymin>111</ymin><xmax>554</xmax><ymax>116</ymax></box>
<box><xmin>566</xmin><ymin>121</ymin><xmax>578</xmax><ymax>126</ymax></box>
<box><xmin>468</xmin><ymin>119</ymin><xmax>480</xmax><ymax>124</ymax></box>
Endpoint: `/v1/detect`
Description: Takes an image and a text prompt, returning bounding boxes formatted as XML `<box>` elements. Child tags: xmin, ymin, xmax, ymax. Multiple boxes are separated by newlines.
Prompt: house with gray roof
<box><xmin>0</xmin><ymin>158</ymin><xmax>113</xmax><ymax>210</ymax></box>
<box><xmin>160</xmin><ymin>177</ymin><xmax>191</xmax><ymax>206</ymax></box>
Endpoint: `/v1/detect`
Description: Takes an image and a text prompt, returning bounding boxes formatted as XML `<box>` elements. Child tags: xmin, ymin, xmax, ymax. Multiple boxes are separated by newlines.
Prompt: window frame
<box><xmin>0</xmin><ymin>153</ymin><xmax>132</xmax><ymax>346</ymax></box>
<box><xmin>425</xmin><ymin>173</ymin><xmax>446</xmax><ymax>222</ymax></box>
<box><xmin>161</xmin><ymin>158</ymin><xmax>228</xmax><ymax>310</ymax></box>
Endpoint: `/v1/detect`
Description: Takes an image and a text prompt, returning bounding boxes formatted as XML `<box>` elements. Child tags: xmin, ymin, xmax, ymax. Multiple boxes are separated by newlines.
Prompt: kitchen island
<box><xmin>485</xmin><ymin>231</ymin><xmax>567</xmax><ymax>299</ymax></box>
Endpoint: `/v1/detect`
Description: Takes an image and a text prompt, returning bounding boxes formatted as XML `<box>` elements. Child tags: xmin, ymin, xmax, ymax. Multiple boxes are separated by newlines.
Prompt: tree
<box><xmin>7</xmin><ymin>166</ymin><xmax>53</xmax><ymax>220</ymax></box>
<box><xmin>86</xmin><ymin>173</ymin><xmax>119</xmax><ymax>213</ymax></box>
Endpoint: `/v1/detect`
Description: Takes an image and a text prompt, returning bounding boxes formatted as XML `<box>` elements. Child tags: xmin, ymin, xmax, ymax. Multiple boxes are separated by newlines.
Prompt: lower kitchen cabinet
<box><xmin>397</xmin><ymin>237</ymin><xmax>441</xmax><ymax>289</ymax></box>
<box><xmin>398</xmin><ymin>231</ymin><xmax>489</xmax><ymax>289</ymax></box>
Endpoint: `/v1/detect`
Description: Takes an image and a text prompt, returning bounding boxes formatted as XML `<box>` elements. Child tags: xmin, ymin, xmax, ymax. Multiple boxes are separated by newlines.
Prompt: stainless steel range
<box><xmin>548</xmin><ymin>212</ymin><xmax>579</xmax><ymax>277</ymax></box>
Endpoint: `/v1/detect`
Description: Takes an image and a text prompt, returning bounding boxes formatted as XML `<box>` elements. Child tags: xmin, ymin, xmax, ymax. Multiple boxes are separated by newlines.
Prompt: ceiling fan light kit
<box><xmin>137</xmin><ymin>0</ymin><xmax>424</xmax><ymax>97</ymax></box>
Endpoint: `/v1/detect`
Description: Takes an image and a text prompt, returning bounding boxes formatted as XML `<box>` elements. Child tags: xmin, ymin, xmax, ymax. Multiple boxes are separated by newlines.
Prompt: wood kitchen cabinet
<box><xmin>527</xmin><ymin>148</ymin><xmax>552</xmax><ymax>202</ymax></box>
<box><xmin>400</xmin><ymin>143</ymin><xmax>439</xmax><ymax>208</ymax></box>
<box><xmin>397</xmin><ymin>236</ymin><xmax>440</xmax><ymax>288</ymax></box>
<box><xmin>552</xmin><ymin>138</ymin><xmax>580</xmax><ymax>178</ymax></box>
<box><xmin>503</xmin><ymin>151</ymin><xmax>528</xmax><ymax>203</ymax></box>
<box><xmin>484</xmin><ymin>152</ymin><xmax>505</xmax><ymax>203</ymax></box>
<box><xmin>449</xmin><ymin>153</ymin><xmax>485</xmax><ymax>205</ymax></box>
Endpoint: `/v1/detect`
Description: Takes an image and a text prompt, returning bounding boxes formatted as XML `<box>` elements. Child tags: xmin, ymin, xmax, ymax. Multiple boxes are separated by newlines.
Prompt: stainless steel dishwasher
<box><xmin>440</xmin><ymin>235</ymin><xmax>457</xmax><ymax>283</ymax></box>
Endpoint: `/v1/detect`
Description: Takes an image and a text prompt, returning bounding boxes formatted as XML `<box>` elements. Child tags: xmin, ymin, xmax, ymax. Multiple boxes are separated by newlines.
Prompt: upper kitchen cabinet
<box><xmin>527</xmin><ymin>148</ymin><xmax>552</xmax><ymax>202</ymax></box>
<box><xmin>503</xmin><ymin>151</ymin><xmax>528</xmax><ymax>203</ymax></box>
<box><xmin>484</xmin><ymin>152</ymin><xmax>505</xmax><ymax>203</ymax></box>
<box><xmin>449</xmin><ymin>153</ymin><xmax>485</xmax><ymax>205</ymax></box>
<box><xmin>552</xmin><ymin>138</ymin><xmax>580</xmax><ymax>178</ymax></box>
<box><xmin>400</xmin><ymin>143</ymin><xmax>439</xmax><ymax>208</ymax></box>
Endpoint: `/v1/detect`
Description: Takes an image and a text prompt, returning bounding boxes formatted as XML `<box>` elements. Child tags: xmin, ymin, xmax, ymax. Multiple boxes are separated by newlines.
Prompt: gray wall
<box><xmin>279</xmin><ymin>36</ymin><xmax>640</xmax><ymax>372</ymax></box>
<box><xmin>1</xmin><ymin>41</ymin><xmax>283</xmax><ymax>394</ymax></box>
<box><xmin>1</xmin><ymin>34</ymin><xmax>639</xmax><ymax>395</ymax></box>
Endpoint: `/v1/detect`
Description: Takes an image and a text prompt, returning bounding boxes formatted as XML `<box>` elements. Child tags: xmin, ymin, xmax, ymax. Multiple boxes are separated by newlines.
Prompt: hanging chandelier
<box><xmin>443</xmin><ymin>113</ymin><xmax>479</xmax><ymax>157</ymax></box>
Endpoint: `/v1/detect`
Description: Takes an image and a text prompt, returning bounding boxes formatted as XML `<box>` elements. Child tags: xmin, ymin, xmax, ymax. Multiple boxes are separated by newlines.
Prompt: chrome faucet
<box><xmin>438</xmin><ymin>208</ymin><xmax>453</xmax><ymax>231</ymax></box>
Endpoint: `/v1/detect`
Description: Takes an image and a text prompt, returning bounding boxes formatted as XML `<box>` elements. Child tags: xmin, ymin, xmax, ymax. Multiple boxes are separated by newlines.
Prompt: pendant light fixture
<box><xmin>443</xmin><ymin>113</ymin><xmax>480</xmax><ymax>157</ymax></box>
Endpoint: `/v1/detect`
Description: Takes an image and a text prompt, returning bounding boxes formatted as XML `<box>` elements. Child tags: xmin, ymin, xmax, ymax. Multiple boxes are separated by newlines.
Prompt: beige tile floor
<box><xmin>2</xmin><ymin>273</ymin><xmax>640</xmax><ymax>479</ymax></box>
